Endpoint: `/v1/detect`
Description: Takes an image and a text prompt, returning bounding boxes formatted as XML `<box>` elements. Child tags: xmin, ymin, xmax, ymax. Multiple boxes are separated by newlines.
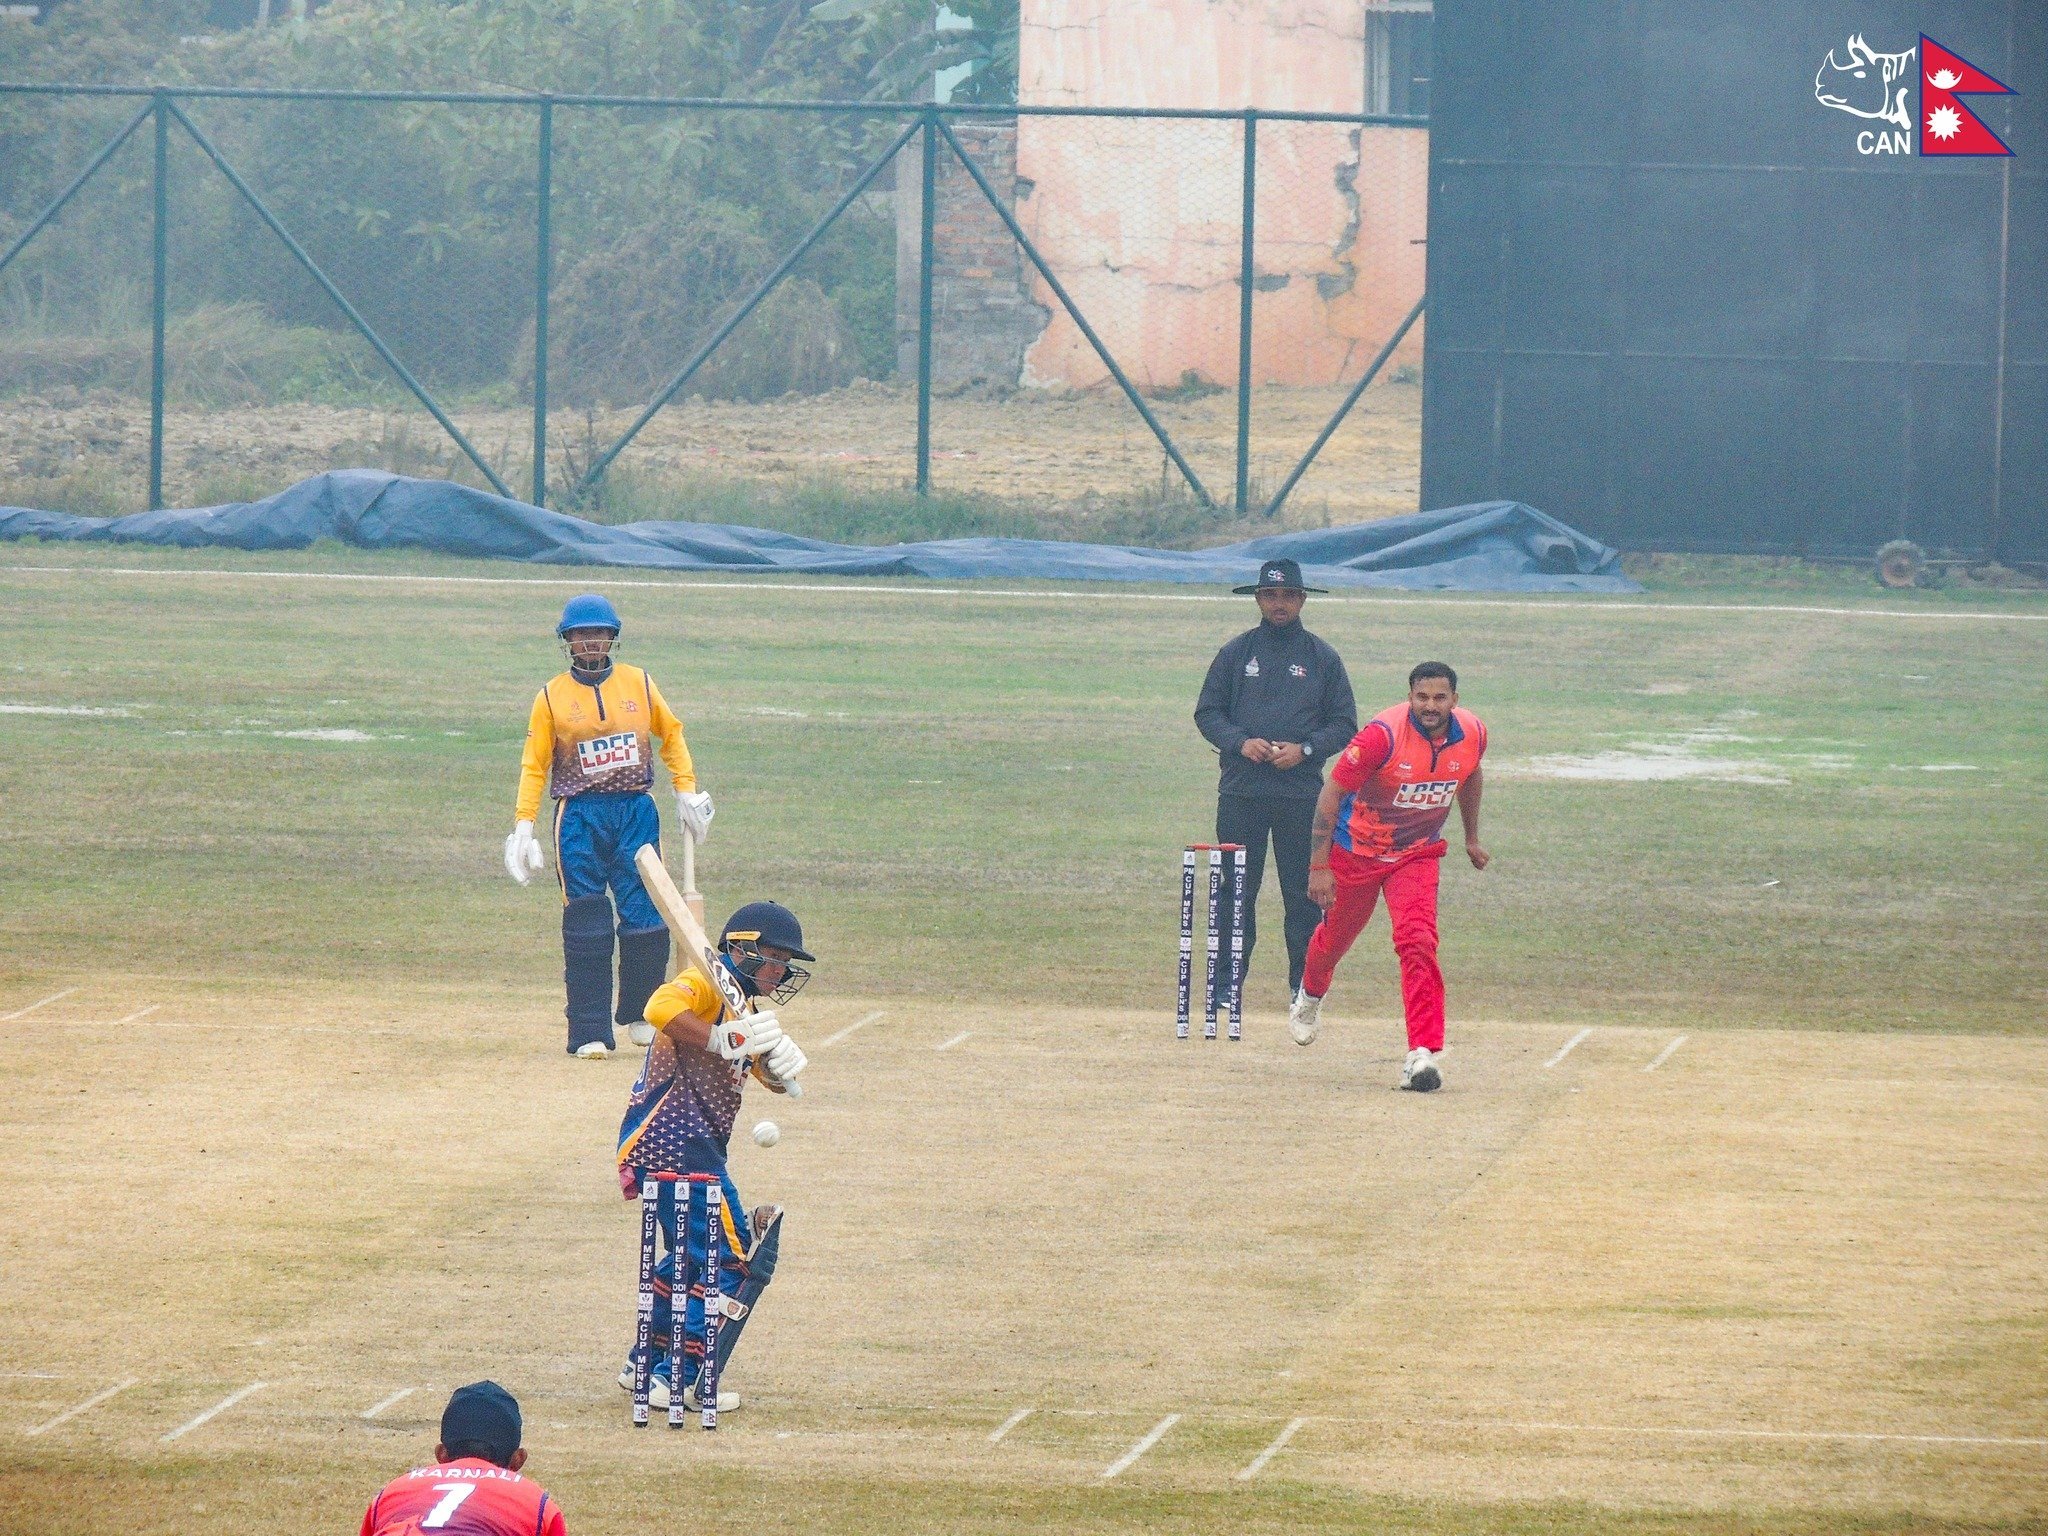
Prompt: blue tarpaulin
<box><xmin>0</xmin><ymin>469</ymin><xmax>1638</xmax><ymax>591</ymax></box>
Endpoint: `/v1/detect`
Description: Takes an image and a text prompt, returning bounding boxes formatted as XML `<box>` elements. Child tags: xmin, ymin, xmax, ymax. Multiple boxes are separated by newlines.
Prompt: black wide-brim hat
<box><xmin>1233</xmin><ymin>557</ymin><xmax>1328</xmax><ymax>594</ymax></box>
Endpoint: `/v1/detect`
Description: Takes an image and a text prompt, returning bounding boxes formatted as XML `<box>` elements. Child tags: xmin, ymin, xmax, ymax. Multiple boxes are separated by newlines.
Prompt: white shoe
<box><xmin>628</xmin><ymin>1021</ymin><xmax>656</xmax><ymax>1047</ymax></box>
<box><xmin>1401</xmin><ymin>1047</ymin><xmax>1441</xmax><ymax>1092</ymax></box>
<box><xmin>574</xmin><ymin>1040</ymin><xmax>614</xmax><ymax>1059</ymax></box>
<box><xmin>616</xmin><ymin>1366</ymin><xmax>739</xmax><ymax>1413</ymax></box>
<box><xmin>1287</xmin><ymin>989</ymin><xmax>1323</xmax><ymax>1046</ymax></box>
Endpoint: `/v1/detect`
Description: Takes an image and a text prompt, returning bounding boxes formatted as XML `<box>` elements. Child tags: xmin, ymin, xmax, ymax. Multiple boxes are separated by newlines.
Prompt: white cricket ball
<box><xmin>751</xmin><ymin>1120</ymin><xmax>780</xmax><ymax>1148</ymax></box>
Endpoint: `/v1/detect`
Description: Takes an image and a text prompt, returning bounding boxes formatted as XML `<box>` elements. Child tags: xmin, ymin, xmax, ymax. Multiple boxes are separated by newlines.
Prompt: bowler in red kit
<box><xmin>360</xmin><ymin>1382</ymin><xmax>566</xmax><ymax>1536</ymax></box>
<box><xmin>1290</xmin><ymin>662</ymin><xmax>1489</xmax><ymax>1090</ymax></box>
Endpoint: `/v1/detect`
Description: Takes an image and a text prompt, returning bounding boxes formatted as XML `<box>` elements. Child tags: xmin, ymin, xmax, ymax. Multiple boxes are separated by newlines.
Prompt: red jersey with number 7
<box><xmin>361</xmin><ymin>1458</ymin><xmax>566</xmax><ymax>1536</ymax></box>
<box><xmin>1329</xmin><ymin>704</ymin><xmax>1487</xmax><ymax>861</ymax></box>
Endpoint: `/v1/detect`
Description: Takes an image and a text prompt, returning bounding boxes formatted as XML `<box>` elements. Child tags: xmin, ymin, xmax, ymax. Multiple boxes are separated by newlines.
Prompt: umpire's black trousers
<box><xmin>1215</xmin><ymin>792</ymin><xmax>1321</xmax><ymax>1002</ymax></box>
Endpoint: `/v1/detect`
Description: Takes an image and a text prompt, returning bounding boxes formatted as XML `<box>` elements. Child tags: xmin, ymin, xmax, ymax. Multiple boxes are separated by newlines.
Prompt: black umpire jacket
<box><xmin>1194</xmin><ymin>620</ymin><xmax>1358</xmax><ymax>800</ymax></box>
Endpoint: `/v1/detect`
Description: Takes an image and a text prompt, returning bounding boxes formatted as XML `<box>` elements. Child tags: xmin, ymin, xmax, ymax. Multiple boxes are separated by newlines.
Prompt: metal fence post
<box><xmin>149</xmin><ymin>92</ymin><xmax>168</xmax><ymax>512</ymax></box>
<box><xmin>1987</xmin><ymin>155</ymin><xmax>2011</xmax><ymax>561</ymax></box>
<box><xmin>915</xmin><ymin>106</ymin><xmax>937</xmax><ymax>497</ymax></box>
<box><xmin>1235</xmin><ymin>108</ymin><xmax>1257</xmax><ymax>518</ymax></box>
<box><xmin>532</xmin><ymin>95</ymin><xmax>553</xmax><ymax>509</ymax></box>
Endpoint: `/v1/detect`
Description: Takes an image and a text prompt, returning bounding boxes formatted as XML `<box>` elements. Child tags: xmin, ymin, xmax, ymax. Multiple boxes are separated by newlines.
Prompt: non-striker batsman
<box><xmin>505</xmin><ymin>595</ymin><xmax>715</xmax><ymax>1057</ymax></box>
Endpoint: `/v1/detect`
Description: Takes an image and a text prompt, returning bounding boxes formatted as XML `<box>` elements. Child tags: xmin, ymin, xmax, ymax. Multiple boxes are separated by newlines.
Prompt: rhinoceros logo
<box><xmin>1814</xmin><ymin>34</ymin><xmax>1917</xmax><ymax>130</ymax></box>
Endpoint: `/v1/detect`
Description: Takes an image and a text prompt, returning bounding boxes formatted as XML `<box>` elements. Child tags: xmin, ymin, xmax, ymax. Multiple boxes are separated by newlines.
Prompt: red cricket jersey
<box><xmin>360</xmin><ymin>1459</ymin><xmax>565</xmax><ymax>1536</ymax></box>
<box><xmin>1329</xmin><ymin>704</ymin><xmax>1487</xmax><ymax>861</ymax></box>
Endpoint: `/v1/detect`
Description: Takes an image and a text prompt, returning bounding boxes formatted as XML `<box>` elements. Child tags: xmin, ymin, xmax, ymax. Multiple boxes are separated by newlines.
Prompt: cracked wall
<box><xmin>1014</xmin><ymin>0</ymin><xmax>1425</xmax><ymax>390</ymax></box>
<box><xmin>894</xmin><ymin>117</ymin><xmax>1050</xmax><ymax>389</ymax></box>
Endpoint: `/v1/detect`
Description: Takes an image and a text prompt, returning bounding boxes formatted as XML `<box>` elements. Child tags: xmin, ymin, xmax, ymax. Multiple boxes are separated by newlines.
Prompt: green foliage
<box><xmin>0</xmin><ymin>1</ymin><xmax>1003</xmax><ymax>399</ymax></box>
<box><xmin>0</xmin><ymin>299</ymin><xmax>386</xmax><ymax>403</ymax></box>
<box><xmin>934</xmin><ymin>0</ymin><xmax>1018</xmax><ymax>104</ymax></box>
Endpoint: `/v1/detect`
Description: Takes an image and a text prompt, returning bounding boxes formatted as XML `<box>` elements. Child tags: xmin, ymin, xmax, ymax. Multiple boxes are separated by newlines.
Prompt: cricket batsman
<box><xmin>1288</xmin><ymin>662</ymin><xmax>1489</xmax><ymax>1091</ymax></box>
<box><xmin>615</xmin><ymin>900</ymin><xmax>812</xmax><ymax>1414</ymax></box>
<box><xmin>505</xmin><ymin>595</ymin><xmax>715</xmax><ymax>1057</ymax></box>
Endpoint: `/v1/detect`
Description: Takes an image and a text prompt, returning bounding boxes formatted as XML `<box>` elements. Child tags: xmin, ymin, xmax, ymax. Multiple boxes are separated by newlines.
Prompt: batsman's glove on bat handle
<box><xmin>711</xmin><ymin>1009</ymin><xmax>781</xmax><ymax>1062</ymax></box>
<box><xmin>677</xmin><ymin>790</ymin><xmax>715</xmax><ymax>843</ymax></box>
<box><xmin>762</xmin><ymin>1034</ymin><xmax>806</xmax><ymax>1083</ymax></box>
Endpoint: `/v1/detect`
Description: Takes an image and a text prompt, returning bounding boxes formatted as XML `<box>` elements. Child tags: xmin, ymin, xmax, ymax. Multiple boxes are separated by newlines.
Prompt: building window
<box><xmin>1366</xmin><ymin>1</ymin><xmax>1432</xmax><ymax>119</ymax></box>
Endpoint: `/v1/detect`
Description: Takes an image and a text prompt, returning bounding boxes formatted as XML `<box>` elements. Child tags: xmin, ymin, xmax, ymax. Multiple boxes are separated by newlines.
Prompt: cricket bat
<box><xmin>634</xmin><ymin>843</ymin><xmax>801</xmax><ymax>1098</ymax></box>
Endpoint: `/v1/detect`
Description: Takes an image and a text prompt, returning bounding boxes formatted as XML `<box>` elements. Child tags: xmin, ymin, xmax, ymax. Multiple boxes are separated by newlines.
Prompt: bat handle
<box><xmin>681</xmin><ymin>834</ymin><xmax>696</xmax><ymax>891</ymax></box>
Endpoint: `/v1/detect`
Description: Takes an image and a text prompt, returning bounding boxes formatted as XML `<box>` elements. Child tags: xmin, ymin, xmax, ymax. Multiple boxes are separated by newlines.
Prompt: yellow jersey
<box><xmin>619</xmin><ymin>966</ymin><xmax>775</xmax><ymax>1168</ymax></box>
<box><xmin>513</xmin><ymin>663</ymin><xmax>696</xmax><ymax>821</ymax></box>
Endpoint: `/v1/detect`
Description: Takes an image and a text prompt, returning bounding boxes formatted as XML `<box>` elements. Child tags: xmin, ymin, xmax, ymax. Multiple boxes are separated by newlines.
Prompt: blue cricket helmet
<box><xmin>723</xmin><ymin>901</ymin><xmax>814</xmax><ymax>961</ymax></box>
<box><xmin>721</xmin><ymin>900</ymin><xmax>815</xmax><ymax>1003</ymax></box>
<box><xmin>557</xmin><ymin>593</ymin><xmax>622</xmax><ymax>636</ymax></box>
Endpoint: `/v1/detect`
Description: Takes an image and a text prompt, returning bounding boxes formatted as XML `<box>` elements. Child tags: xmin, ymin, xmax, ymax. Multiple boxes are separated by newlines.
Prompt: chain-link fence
<box><xmin>0</xmin><ymin>84</ymin><xmax>1427</xmax><ymax>536</ymax></box>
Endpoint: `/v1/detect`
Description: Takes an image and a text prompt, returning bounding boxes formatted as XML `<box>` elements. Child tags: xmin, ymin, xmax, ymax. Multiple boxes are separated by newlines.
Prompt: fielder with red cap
<box><xmin>1289</xmin><ymin>662</ymin><xmax>1489</xmax><ymax>1091</ymax></box>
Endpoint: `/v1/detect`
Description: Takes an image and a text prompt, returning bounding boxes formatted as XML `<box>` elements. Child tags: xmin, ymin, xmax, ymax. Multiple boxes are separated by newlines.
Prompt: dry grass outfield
<box><xmin>0</xmin><ymin>378</ymin><xmax>1421</xmax><ymax>521</ymax></box>
<box><xmin>0</xmin><ymin>985</ymin><xmax>2041</xmax><ymax>1535</ymax></box>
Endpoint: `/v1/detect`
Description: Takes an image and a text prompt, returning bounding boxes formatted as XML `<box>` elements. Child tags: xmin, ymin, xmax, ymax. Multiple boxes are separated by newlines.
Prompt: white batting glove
<box><xmin>762</xmin><ymin>1034</ymin><xmax>806</xmax><ymax>1083</ymax></box>
<box><xmin>503</xmin><ymin>819</ymin><xmax>544</xmax><ymax>885</ymax></box>
<box><xmin>710</xmin><ymin>1008</ymin><xmax>781</xmax><ymax>1062</ymax></box>
<box><xmin>676</xmin><ymin>790</ymin><xmax>715</xmax><ymax>843</ymax></box>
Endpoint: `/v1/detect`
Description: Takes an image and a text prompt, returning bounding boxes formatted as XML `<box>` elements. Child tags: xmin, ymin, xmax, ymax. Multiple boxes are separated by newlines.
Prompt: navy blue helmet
<box><xmin>722</xmin><ymin>901</ymin><xmax>814</xmax><ymax>1003</ymax></box>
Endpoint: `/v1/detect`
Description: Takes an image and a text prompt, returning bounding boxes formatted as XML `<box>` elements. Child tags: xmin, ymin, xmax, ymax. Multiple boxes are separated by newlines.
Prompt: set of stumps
<box><xmin>1177</xmin><ymin>844</ymin><xmax>1246</xmax><ymax>1042</ymax></box>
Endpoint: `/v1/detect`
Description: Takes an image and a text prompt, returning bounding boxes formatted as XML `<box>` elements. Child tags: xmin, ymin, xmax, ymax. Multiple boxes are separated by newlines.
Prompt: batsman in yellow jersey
<box><xmin>506</xmin><ymin>594</ymin><xmax>715</xmax><ymax>1057</ymax></box>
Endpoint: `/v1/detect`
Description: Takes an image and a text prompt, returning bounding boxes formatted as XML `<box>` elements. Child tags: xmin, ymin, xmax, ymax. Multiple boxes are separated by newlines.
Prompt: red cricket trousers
<box><xmin>1301</xmin><ymin>843</ymin><xmax>1445</xmax><ymax>1051</ymax></box>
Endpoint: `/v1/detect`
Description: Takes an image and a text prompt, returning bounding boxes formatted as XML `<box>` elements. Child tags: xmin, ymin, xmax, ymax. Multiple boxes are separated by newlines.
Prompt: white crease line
<box><xmin>16</xmin><ymin>1018</ymin><xmax>417</xmax><ymax>1038</ymax></box>
<box><xmin>1235</xmin><ymin>1416</ymin><xmax>1306</xmax><ymax>1481</ymax></box>
<box><xmin>361</xmin><ymin>1388</ymin><xmax>416</xmax><ymax>1420</ymax></box>
<box><xmin>1644</xmin><ymin>1034</ymin><xmax>1689</xmax><ymax>1072</ymax></box>
<box><xmin>161</xmin><ymin>1381</ymin><xmax>267</xmax><ymax>1443</ymax></box>
<box><xmin>1543</xmin><ymin>1027</ymin><xmax>1592</xmax><ymax>1068</ymax></box>
<box><xmin>0</xmin><ymin>1372</ymin><xmax>63</xmax><ymax>1379</ymax></box>
<box><xmin>107</xmin><ymin>1004</ymin><xmax>160</xmax><ymax>1026</ymax></box>
<box><xmin>934</xmin><ymin>1031</ymin><xmax>971</xmax><ymax>1052</ymax></box>
<box><xmin>1430</xmin><ymin>1418</ymin><xmax>2048</xmax><ymax>1448</ymax></box>
<box><xmin>6</xmin><ymin>566</ymin><xmax>2042</xmax><ymax>623</ymax></box>
<box><xmin>949</xmin><ymin>1405</ymin><xmax>2048</xmax><ymax>1444</ymax></box>
<box><xmin>1102</xmin><ymin>1413</ymin><xmax>1180</xmax><ymax>1478</ymax></box>
<box><xmin>818</xmin><ymin>1011</ymin><xmax>884</xmax><ymax>1049</ymax></box>
<box><xmin>988</xmin><ymin>1406</ymin><xmax>1033</xmax><ymax>1443</ymax></box>
<box><xmin>23</xmin><ymin>1378</ymin><xmax>137</xmax><ymax>1436</ymax></box>
<box><xmin>0</xmin><ymin>988</ymin><xmax>77</xmax><ymax>1022</ymax></box>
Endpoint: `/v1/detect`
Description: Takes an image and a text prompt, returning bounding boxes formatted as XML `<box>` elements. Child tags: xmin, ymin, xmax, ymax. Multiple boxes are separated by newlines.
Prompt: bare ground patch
<box><xmin>0</xmin><ymin>379</ymin><xmax>1421</xmax><ymax>525</ymax></box>
<box><xmin>0</xmin><ymin>979</ymin><xmax>2039</xmax><ymax>1532</ymax></box>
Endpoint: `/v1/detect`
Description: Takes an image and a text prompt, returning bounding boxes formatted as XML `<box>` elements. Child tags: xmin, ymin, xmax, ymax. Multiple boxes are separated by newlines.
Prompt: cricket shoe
<box><xmin>616</xmin><ymin>1364</ymin><xmax>740</xmax><ymax>1413</ymax></box>
<box><xmin>1287</xmin><ymin>989</ymin><xmax>1323</xmax><ymax>1046</ymax></box>
<box><xmin>1401</xmin><ymin>1047</ymin><xmax>1442</xmax><ymax>1092</ymax></box>
<box><xmin>573</xmin><ymin>1040</ymin><xmax>615</xmax><ymax>1059</ymax></box>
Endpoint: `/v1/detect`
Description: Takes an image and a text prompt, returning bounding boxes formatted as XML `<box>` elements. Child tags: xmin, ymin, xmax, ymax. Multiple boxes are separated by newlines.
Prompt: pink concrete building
<box><xmin>1015</xmin><ymin>0</ymin><xmax>1427</xmax><ymax>390</ymax></box>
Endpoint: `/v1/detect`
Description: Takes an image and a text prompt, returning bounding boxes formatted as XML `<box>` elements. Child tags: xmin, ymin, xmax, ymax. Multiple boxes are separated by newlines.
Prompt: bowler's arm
<box><xmin>1457</xmin><ymin>765</ymin><xmax>1488</xmax><ymax>869</ymax></box>
<box><xmin>1306</xmin><ymin>775</ymin><xmax>1346</xmax><ymax>908</ymax></box>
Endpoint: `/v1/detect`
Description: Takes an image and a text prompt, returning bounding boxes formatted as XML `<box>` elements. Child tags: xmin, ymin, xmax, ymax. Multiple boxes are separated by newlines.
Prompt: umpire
<box><xmin>1194</xmin><ymin>558</ymin><xmax>1357</xmax><ymax>1005</ymax></box>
